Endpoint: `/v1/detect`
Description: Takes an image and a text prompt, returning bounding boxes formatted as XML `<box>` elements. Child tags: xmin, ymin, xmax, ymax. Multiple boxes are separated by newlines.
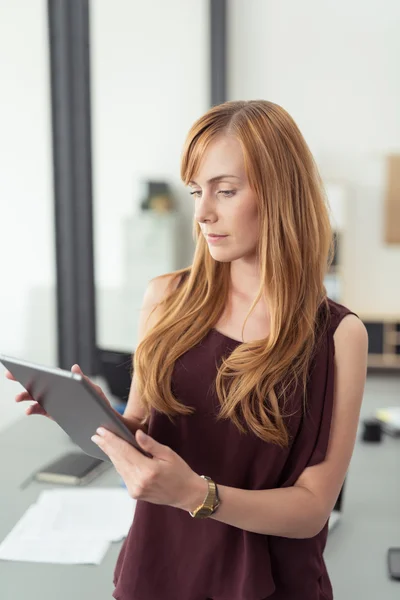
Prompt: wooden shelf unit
<box><xmin>359</xmin><ymin>316</ymin><xmax>400</xmax><ymax>370</ymax></box>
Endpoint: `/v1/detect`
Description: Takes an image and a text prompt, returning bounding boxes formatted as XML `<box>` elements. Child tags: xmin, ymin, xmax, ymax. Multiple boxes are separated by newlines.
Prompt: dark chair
<box><xmin>97</xmin><ymin>348</ymin><xmax>133</xmax><ymax>404</ymax></box>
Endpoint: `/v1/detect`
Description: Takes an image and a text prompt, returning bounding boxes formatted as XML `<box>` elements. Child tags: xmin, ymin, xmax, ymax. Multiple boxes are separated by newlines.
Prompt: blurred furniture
<box><xmin>323</xmin><ymin>181</ymin><xmax>400</xmax><ymax>371</ymax></box>
<box><xmin>360</xmin><ymin>315</ymin><xmax>400</xmax><ymax>370</ymax></box>
<box><xmin>122</xmin><ymin>210</ymin><xmax>182</xmax><ymax>350</ymax></box>
<box><xmin>122</xmin><ymin>210</ymin><xmax>181</xmax><ymax>297</ymax></box>
<box><xmin>384</xmin><ymin>154</ymin><xmax>400</xmax><ymax>245</ymax></box>
<box><xmin>97</xmin><ymin>348</ymin><xmax>133</xmax><ymax>405</ymax></box>
<box><xmin>324</xmin><ymin>182</ymin><xmax>346</xmax><ymax>303</ymax></box>
<box><xmin>96</xmin><ymin>210</ymin><xmax>183</xmax><ymax>354</ymax></box>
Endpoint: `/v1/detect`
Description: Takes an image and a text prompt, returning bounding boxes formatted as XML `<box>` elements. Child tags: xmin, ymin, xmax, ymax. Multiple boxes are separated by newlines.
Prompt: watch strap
<box><xmin>189</xmin><ymin>476</ymin><xmax>220</xmax><ymax>519</ymax></box>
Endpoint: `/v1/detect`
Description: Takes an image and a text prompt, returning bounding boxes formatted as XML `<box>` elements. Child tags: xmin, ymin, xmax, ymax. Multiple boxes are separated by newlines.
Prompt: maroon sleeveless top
<box><xmin>112</xmin><ymin>293</ymin><xmax>358</xmax><ymax>600</ymax></box>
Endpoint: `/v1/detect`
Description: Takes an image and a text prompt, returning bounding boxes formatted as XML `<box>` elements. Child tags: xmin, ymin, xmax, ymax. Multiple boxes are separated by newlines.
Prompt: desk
<box><xmin>0</xmin><ymin>417</ymin><xmax>124</xmax><ymax>600</ymax></box>
<box><xmin>2</xmin><ymin>381</ymin><xmax>400</xmax><ymax>600</ymax></box>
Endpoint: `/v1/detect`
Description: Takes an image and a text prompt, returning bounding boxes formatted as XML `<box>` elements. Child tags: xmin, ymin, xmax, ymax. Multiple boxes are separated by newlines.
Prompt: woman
<box><xmin>11</xmin><ymin>100</ymin><xmax>368</xmax><ymax>599</ymax></box>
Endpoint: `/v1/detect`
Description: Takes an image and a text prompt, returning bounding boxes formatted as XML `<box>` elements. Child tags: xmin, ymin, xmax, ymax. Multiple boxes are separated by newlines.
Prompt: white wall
<box><xmin>0</xmin><ymin>0</ymin><xmax>56</xmax><ymax>432</ymax></box>
<box><xmin>90</xmin><ymin>0</ymin><xmax>208</xmax><ymax>351</ymax></box>
<box><xmin>229</xmin><ymin>0</ymin><xmax>400</xmax><ymax>316</ymax></box>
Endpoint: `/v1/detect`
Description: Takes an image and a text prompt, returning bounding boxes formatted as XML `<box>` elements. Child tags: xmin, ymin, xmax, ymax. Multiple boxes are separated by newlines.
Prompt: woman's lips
<box><xmin>207</xmin><ymin>234</ymin><xmax>228</xmax><ymax>244</ymax></box>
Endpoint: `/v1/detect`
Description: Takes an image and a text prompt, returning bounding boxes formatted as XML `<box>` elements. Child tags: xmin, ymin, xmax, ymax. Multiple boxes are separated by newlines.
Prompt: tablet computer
<box><xmin>0</xmin><ymin>354</ymin><xmax>151</xmax><ymax>461</ymax></box>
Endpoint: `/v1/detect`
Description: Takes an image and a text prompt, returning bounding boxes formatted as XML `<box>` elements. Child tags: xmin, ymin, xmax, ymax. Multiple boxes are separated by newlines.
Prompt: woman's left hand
<box><xmin>91</xmin><ymin>428</ymin><xmax>207</xmax><ymax>511</ymax></box>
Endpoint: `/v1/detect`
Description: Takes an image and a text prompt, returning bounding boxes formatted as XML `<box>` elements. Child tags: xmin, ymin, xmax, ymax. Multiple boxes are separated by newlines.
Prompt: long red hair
<box><xmin>133</xmin><ymin>100</ymin><xmax>334</xmax><ymax>447</ymax></box>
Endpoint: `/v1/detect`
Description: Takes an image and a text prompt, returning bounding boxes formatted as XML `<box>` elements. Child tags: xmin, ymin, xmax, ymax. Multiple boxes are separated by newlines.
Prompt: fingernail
<box><xmin>96</xmin><ymin>427</ymin><xmax>105</xmax><ymax>436</ymax></box>
<box><xmin>91</xmin><ymin>435</ymin><xmax>99</xmax><ymax>444</ymax></box>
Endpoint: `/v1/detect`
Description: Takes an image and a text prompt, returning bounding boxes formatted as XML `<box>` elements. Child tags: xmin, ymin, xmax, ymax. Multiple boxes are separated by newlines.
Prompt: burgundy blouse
<box><xmin>112</xmin><ymin>296</ymin><xmax>358</xmax><ymax>600</ymax></box>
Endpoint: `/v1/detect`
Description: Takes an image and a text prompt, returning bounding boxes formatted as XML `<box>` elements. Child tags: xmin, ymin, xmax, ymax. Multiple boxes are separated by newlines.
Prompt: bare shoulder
<box><xmin>332</xmin><ymin>313</ymin><xmax>369</xmax><ymax>415</ymax></box>
<box><xmin>144</xmin><ymin>272</ymin><xmax>182</xmax><ymax>306</ymax></box>
<box><xmin>139</xmin><ymin>272</ymin><xmax>183</xmax><ymax>335</ymax></box>
<box><xmin>332</xmin><ymin>314</ymin><xmax>369</xmax><ymax>401</ymax></box>
<box><xmin>333</xmin><ymin>313</ymin><xmax>369</xmax><ymax>356</ymax></box>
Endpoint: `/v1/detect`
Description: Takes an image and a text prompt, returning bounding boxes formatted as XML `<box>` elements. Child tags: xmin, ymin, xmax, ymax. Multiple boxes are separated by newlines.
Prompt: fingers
<box><xmin>25</xmin><ymin>403</ymin><xmax>46</xmax><ymax>416</ymax></box>
<box><xmin>15</xmin><ymin>391</ymin><xmax>33</xmax><ymax>402</ymax></box>
<box><xmin>135</xmin><ymin>430</ymin><xmax>170</xmax><ymax>460</ymax></box>
<box><xmin>14</xmin><ymin>392</ymin><xmax>50</xmax><ymax>419</ymax></box>
<box><xmin>6</xmin><ymin>371</ymin><xmax>54</xmax><ymax>421</ymax></box>
<box><xmin>71</xmin><ymin>364</ymin><xmax>106</xmax><ymax>399</ymax></box>
<box><xmin>71</xmin><ymin>364</ymin><xmax>92</xmax><ymax>386</ymax></box>
<box><xmin>25</xmin><ymin>402</ymin><xmax>54</xmax><ymax>420</ymax></box>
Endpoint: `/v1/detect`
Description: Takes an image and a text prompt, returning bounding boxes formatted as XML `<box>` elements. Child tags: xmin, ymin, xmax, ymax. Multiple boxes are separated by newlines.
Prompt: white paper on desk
<box><xmin>0</xmin><ymin>537</ymin><xmax>110</xmax><ymax>565</ymax></box>
<box><xmin>0</xmin><ymin>488</ymin><xmax>135</xmax><ymax>565</ymax></box>
<box><xmin>0</xmin><ymin>506</ymin><xmax>110</xmax><ymax>565</ymax></box>
<box><xmin>34</xmin><ymin>488</ymin><xmax>136</xmax><ymax>542</ymax></box>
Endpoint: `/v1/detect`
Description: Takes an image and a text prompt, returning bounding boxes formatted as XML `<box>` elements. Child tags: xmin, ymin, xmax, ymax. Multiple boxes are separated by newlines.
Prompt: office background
<box><xmin>0</xmin><ymin>1</ymin><xmax>399</xmax><ymax>599</ymax></box>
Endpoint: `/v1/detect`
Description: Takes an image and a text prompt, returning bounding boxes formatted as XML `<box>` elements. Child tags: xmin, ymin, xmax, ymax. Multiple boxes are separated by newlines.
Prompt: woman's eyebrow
<box><xmin>189</xmin><ymin>175</ymin><xmax>241</xmax><ymax>185</ymax></box>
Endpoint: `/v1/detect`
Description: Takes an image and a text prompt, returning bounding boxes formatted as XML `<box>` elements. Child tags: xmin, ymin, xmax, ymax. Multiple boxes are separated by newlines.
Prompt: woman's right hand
<box><xmin>5</xmin><ymin>363</ymin><xmax>110</xmax><ymax>422</ymax></box>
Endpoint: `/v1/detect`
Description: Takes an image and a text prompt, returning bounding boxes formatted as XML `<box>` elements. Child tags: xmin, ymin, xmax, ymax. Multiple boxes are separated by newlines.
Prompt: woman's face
<box><xmin>189</xmin><ymin>135</ymin><xmax>259</xmax><ymax>264</ymax></box>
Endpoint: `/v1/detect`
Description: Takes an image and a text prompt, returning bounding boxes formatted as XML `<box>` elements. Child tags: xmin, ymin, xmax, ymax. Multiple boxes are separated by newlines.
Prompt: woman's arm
<box><xmin>122</xmin><ymin>274</ymin><xmax>181</xmax><ymax>434</ymax></box>
<box><xmin>185</xmin><ymin>314</ymin><xmax>369</xmax><ymax>539</ymax></box>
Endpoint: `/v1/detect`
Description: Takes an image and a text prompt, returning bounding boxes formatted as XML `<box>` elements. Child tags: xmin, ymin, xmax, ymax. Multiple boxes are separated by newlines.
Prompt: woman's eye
<box><xmin>189</xmin><ymin>189</ymin><xmax>236</xmax><ymax>198</ymax></box>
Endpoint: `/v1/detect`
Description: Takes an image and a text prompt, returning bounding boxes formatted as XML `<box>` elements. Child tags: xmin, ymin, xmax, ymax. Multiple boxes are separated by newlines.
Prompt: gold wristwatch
<box><xmin>189</xmin><ymin>476</ymin><xmax>221</xmax><ymax>519</ymax></box>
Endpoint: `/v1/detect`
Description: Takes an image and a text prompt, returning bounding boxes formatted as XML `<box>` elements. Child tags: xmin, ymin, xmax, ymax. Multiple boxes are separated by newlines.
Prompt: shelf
<box><xmin>358</xmin><ymin>313</ymin><xmax>400</xmax><ymax>322</ymax></box>
<box><xmin>387</xmin><ymin>331</ymin><xmax>400</xmax><ymax>345</ymax></box>
<box><xmin>362</xmin><ymin>319</ymin><xmax>400</xmax><ymax>371</ymax></box>
<box><xmin>367</xmin><ymin>355</ymin><xmax>400</xmax><ymax>369</ymax></box>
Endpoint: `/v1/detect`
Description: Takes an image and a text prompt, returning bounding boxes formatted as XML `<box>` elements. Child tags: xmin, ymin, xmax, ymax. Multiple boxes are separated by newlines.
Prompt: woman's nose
<box><xmin>194</xmin><ymin>194</ymin><xmax>216</xmax><ymax>223</ymax></box>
